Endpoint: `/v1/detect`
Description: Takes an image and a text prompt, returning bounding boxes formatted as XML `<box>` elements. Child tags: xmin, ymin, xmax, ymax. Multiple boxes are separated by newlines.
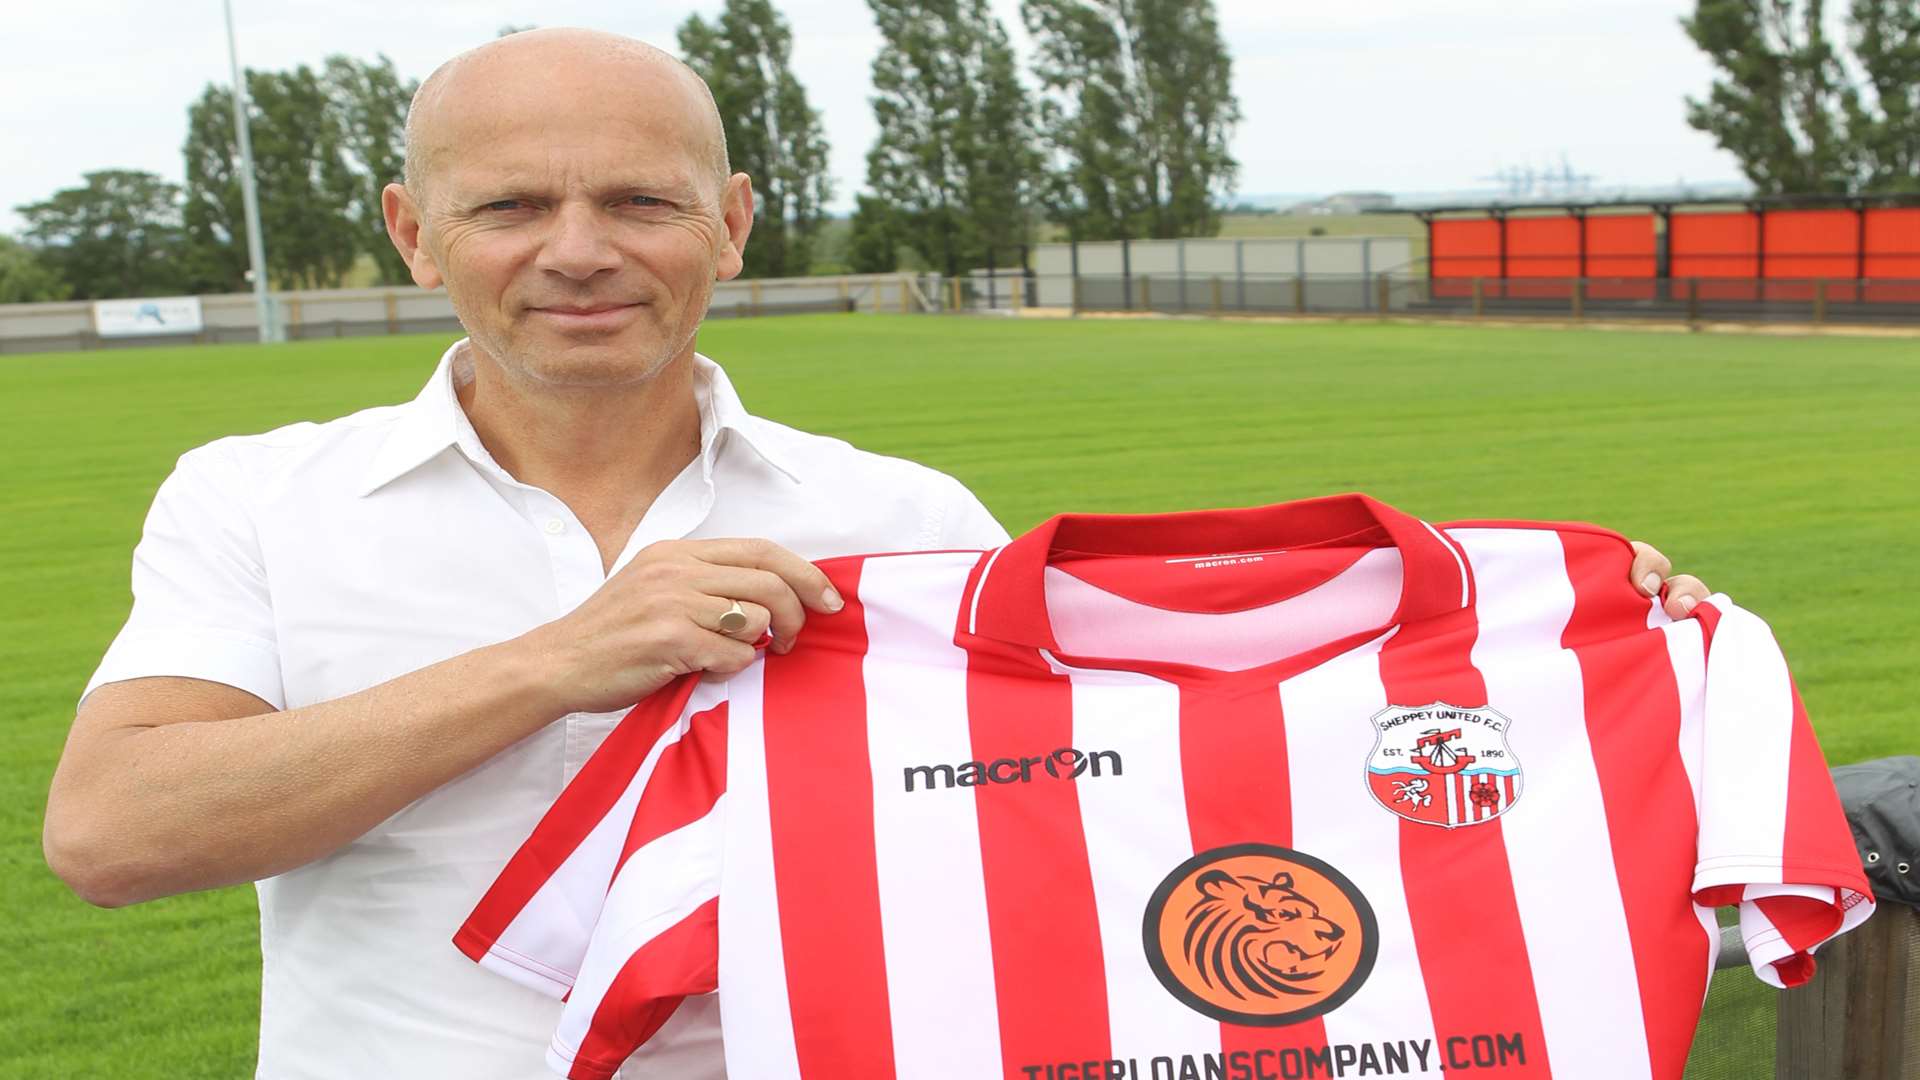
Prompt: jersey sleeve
<box><xmin>1687</xmin><ymin>596</ymin><xmax>1875</xmax><ymax>987</ymax></box>
<box><xmin>83</xmin><ymin>441</ymin><xmax>285</xmax><ymax>709</ymax></box>
<box><xmin>455</xmin><ymin>674</ymin><xmax>728</xmax><ymax>1001</ymax></box>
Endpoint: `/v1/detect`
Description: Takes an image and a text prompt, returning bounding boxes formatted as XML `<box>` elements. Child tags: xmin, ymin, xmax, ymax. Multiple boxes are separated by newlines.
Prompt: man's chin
<box><xmin>508</xmin><ymin>336</ymin><xmax>682</xmax><ymax>389</ymax></box>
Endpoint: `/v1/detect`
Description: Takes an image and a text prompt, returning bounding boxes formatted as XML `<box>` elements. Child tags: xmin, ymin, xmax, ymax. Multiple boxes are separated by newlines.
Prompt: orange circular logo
<box><xmin>1143</xmin><ymin>844</ymin><xmax>1377</xmax><ymax>1026</ymax></box>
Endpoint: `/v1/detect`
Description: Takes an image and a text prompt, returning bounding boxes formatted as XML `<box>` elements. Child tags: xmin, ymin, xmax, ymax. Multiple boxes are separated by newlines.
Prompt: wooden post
<box><xmin>1010</xmin><ymin>273</ymin><xmax>1023</xmax><ymax>314</ymax></box>
<box><xmin>1140</xmin><ymin>275</ymin><xmax>1152</xmax><ymax>312</ymax></box>
<box><xmin>900</xmin><ymin>277</ymin><xmax>911</xmax><ymax>314</ymax></box>
<box><xmin>1813</xmin><ymin>279</ymin><xmax>1828</xmax><ymax>323</ymax></box>
<box><xmin>1210</xmin><ymin>276</ymin><xmax>1223</xmax><ymax>315</ymax></box>
<box><xmin>287</xmin><ymin>297</ymin><xmax>303</xmax><ymax>338</ymax></box>
<box><xmin>1686</xmin><ymin>278</ymin><xmax>1701</xmax><ymax>325</ymax></box>
<box><xmin>1294</xmin><ymin>275</ymin><xmax>1305</xmax><ymax>314</ymax></box>
<box><xmin>1775</xmin><ymin>902</ymin><xmax>1915</xmax><ymax>1079</ymax></box>
<box><xmin>384</xmin><ymin>292</ymin><xmax>398</xmax><ymax>334</ymax></box>
<box><xmin>1375</xmin><ymin>274</ymin><xmax>1390</xmax><ymax>318</ymax></box>
<box><xmin>751</xmin><ymin>279</ymin><xmax>763</xmax><ymax>317</ymax></box>
<box><xmin>949</xmin><ymin>277</ymin><xmax>963</xmax><ymax>313</ymax></box>
<box><xmin>1472</xmin><ymin>277</ymin><xmax>1485</xmax><ymax>319</ymax></box>
<box><xmin>1571</xmin><ymin>278</ymin><xmax>1584</xmax><ymax>320</ymax></box>
<box><xmin>839</xmin><ymin>277</ymin><xmax>851</xmax><ymax>312</ymax></box>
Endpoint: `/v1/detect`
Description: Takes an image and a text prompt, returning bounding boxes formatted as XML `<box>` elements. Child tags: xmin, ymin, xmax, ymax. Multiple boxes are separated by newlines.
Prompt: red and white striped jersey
<box><xmin>457</xmin><ymin>494</ymin><xmax>1872</xmax><ymax>1080</ymax></box>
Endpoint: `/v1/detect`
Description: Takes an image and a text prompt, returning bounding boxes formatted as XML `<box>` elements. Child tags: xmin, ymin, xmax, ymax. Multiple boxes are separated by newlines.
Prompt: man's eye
<box><xmin>626</xmin><ymin>195</ymin><xmax>664</xmax><ymax>207</ymax></box>
<box><xmin>483</xmin><ymin>200</ymin><xmax>524</xmax><ymax>212</ymax></box>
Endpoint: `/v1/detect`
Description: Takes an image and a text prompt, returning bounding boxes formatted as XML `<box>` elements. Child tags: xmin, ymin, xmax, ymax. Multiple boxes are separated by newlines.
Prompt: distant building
<box><xmin>1288</xmin><ymin>191</ymin><xmax>1395</xmax><ymax>216</ymax></box>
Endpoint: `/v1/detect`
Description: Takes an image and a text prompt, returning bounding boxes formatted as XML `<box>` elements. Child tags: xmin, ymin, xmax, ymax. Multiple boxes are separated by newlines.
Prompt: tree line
<box><xmin>8</xmin><ymin>0</ymin><xmax>1915</xmax><ymax>305</ymax></box>
<box><xmin>3</xmin><ymin>1</ymin><xmax>1241</xmax><ymax>303</ymax></box>
<box><xmin>5</xmin><ymin>56</ymin><xmax>414</xmax><ymax>304</ymax></box>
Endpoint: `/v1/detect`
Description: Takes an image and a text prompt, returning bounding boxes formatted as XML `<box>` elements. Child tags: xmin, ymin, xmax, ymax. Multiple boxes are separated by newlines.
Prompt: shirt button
<box><xmin>543</xmin><ymin>518</ymin><xmax>565</xmax><ymax>535</ymax></box>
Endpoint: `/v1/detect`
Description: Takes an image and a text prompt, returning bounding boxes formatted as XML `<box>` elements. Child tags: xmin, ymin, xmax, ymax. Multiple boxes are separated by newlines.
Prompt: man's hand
<box><xmin>1629</xmin><ymin>541</ymin><xmax>1708</xmax><ymax>619</ymax></box>
<box><xmin>517</xmin><ymin>538</ymin><xmax>845</xmax><ymax>716</ymax></box>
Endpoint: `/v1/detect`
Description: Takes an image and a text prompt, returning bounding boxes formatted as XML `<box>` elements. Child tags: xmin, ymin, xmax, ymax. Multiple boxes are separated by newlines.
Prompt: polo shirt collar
<box><xmin>358</xmin><ymin>340</ymin><xmax>800</xmax><ymax>497</ymax></box>
<box><xmin>963</xmin><ymin>492</ymin><xmax>1475</xmax><ymax>652</ymax></box>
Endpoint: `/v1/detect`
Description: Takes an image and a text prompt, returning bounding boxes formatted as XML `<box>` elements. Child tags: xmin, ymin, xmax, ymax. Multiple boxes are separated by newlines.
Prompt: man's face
<box><xmin>392</xmin><ymin>59</ymin><xmax>749</xmax><ymax>389</ymax></box>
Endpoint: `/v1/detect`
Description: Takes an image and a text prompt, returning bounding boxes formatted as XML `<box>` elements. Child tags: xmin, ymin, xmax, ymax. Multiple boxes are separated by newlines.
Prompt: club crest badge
<box><xmin>1366</xmin><ymin>703</ymin><xmax>1522</xmax><ymax>828</ymax></box>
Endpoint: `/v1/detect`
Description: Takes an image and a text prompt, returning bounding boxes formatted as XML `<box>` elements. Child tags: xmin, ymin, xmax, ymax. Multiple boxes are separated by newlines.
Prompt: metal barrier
<box><xmin>940</xmin><ymin>269</ymin><xmax>1920</xmax><ymax>328</ymax></box>
<box><xmin>0</xmin><ymin>273</ymin><xmax>940</xmax><ymax>356</ymax></box>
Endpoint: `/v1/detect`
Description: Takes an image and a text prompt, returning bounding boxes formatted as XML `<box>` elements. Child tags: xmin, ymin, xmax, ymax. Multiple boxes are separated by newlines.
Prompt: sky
<box><xmin>1</xmin><ymin>0</ymin><xmax>1757</xmax><ymax>234</ymax></box>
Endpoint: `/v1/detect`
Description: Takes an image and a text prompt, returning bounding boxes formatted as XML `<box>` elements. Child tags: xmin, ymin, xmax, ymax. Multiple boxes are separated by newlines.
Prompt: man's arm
<box><xmin>43</xmin><ymin>538</ymin><xmax>838</xmax><ymax>908</ymax></box>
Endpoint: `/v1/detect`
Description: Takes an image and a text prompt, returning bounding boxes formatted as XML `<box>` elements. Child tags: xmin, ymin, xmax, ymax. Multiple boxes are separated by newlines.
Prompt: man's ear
<box><xmin>715</xmin><ymin>173</ymin><xmax>755</xmax><ymax>282</ymax></box>
<box><xmin>382</xmin><ymin>183</ymin><xmax>444</xmax><ymax>290</ymax></box>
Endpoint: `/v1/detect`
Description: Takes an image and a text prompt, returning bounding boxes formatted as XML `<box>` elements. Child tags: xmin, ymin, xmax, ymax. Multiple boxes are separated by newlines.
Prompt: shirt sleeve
<box><xmin>1688</xmin><ymin>596</ymin><xmax>1875</xmax><ymax>988</ymax></box>
<box><xmin>83</xmin><ymin>441</ymin><xmax>285</xmax><ymax>708</ymax></box>
<box><xmin>457</xmin><ymin>673</ymin><xmax>730</xmax><ymax>1080</ymax></box>
<box><xmin>935</xmin><ymin>473</ymin><xmax>1011</xmax><ymax>548</ymax></box>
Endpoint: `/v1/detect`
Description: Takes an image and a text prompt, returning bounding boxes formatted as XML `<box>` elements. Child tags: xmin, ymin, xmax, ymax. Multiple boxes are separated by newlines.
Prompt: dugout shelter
<box><xmin>1387</xmin><ymin>193</ymin><xmax>1920</xmax><ymax>323</ymax></box>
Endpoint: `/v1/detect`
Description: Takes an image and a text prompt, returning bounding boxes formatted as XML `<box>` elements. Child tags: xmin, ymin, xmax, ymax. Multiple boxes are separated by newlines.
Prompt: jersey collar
<box><xmin>962</xmin><ymin>493</ymin><xmax>1474</xmax><ymax>658</ymax></box>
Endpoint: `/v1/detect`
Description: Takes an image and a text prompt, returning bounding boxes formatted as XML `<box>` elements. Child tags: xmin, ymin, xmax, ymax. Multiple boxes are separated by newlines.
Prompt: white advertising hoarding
<box><xmin>93</xmin><ymin>296</ymin><xmax>204</xmax><ymax>337</ymax></box>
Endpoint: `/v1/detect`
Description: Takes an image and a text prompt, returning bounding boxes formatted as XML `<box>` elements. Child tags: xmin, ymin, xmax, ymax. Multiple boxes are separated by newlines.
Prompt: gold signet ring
<box><xmin>717</xmin><ymin>600</ymin><xmax>751</xmax><ymax>635</ymax></box>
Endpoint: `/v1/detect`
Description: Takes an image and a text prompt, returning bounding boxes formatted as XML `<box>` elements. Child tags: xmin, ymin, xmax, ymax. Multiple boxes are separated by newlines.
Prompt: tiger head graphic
<box><xmin>1183</xmin><ymin>868</ymin><xmax>1346</xmax><ymax>997</ymax></box>
<box><xmin>1144</xmin><ymin>844</ymin><xmax>1378</xmax><ymax>1026</ymax></box>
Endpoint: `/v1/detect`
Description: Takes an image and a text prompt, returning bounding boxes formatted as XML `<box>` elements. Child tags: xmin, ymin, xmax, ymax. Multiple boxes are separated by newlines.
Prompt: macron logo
<box><xmin>903</xmin><ymin>747</ymin><xmax>1123</xmax><ymax>792</ymax></box>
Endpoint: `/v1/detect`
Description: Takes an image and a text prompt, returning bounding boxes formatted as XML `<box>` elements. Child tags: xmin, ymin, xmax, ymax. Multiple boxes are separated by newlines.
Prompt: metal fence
<box><xmin>0</xmin><ymin>273</ymin><xmax>939</xmax><ymax>356</ymax></box>
<box><xmin>946</xmin><ymin>269</ymin><xmax>1920</xmax><ymax>328</ymax></box>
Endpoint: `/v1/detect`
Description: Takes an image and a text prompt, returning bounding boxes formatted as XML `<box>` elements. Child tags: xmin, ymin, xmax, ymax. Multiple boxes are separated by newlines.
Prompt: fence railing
<box><xmin>944</xmin><ymin>270</ymin><xmax>1920</xmax><ymax>328</ymax></box>
<box><xmin>0</xmin><ymin>273</ymin><xmax>941</xmax><ymax>356</ymax></box>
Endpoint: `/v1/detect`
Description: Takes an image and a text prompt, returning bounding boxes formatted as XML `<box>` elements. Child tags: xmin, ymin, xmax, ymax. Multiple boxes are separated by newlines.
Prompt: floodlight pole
<box><xmin>224</xmin><ymin>0</ymin><xmax>277</xmax><ymax>343</ymax></box>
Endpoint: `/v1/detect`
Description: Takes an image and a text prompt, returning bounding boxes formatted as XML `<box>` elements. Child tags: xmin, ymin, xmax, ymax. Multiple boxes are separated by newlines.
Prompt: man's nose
<box><xmin>535</xmin><ymin>202</ymin><xmax>621</xmax><ymax>281</ymax></box>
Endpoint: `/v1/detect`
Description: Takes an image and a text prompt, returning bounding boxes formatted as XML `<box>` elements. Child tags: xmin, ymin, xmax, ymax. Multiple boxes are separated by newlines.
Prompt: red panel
<box><xmin>1763</xmin><ymin>209</ymin><xmax>1858</xmax><ymax>279</ymax></box>
<box><xmin>1506</xmin><ymin>216</ymin><xmax>1580</xmax><ymax>278</ymax></box>
<box><xmin>1670</xmin><ymin>211</ymin><xmax>1758</xmax><ymax>279</ymax></box>
<box><xmin>1432</xmin><ymin>219</ymin><xmax>1501</xmax><ymax>279</ymax></box>
<box><xmin>1864</xmin><ymin>207</ymin><xmax>1920</xmax><ymax>279</ymax></box>
<box><xmin>1584</xmin><ymin>214</ymin><xmax>1657</xmax><ymax>278</ymax></box>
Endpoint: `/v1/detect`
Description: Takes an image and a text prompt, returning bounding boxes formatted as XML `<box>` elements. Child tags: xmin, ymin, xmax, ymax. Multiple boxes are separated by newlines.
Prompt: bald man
<box><xmin>43</xmin><ymin>29</ymin><xmax>1009</xmax><ymax>1079</ymax></box>
<box><xmin>44</xmin><ymin>27</ymin><xmax>1707</xmax><ymax>1080</ymax></box>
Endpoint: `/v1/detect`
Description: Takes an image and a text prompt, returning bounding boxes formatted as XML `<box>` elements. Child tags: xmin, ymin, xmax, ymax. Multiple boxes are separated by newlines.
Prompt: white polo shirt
<box><xmin>83</xmin><ymin>339</ymin><xmax>1010</xmax><ymax>1080</ymax></box>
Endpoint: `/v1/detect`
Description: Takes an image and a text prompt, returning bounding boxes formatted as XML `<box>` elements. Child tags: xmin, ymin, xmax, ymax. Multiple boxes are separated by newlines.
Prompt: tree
<box><xmin>1844</xmin><ymin>0</ymin><xmax>1920</xmax><ymax>192</ymax></box>
<box><xmin>15</xmin><ymin>170</ymin><xmax>190</xmax><ymax>300</ymax></box>
<box><xmin>847</xmin><ymin>195</ymin><xmax>904</xmax><ymax>272</ymax></box>
<box><xmin>0</xmin><ymin>235</ymin><xmax>71</xmax><ymax>303</ymax></box>
<box><xmin>182</xmin><ymin>66</ymin><xmax>360</xmax><ymax>292</ymax></box>
<box><xmin>1022</xmin><ymin>0</ymin><xmax>1241</xmax><ymax>240</ymax></box>
<box><xmin>1682</xmin><ymin>0</ymin><xmax>1859</xmax><ymax>193</ymax></box>
<box><xmin>863</xmin><ymin>0</ymin><xmax>1040</xmax><ymax>273</ymax></box>
<box><xmin>323</xmin><ymin>55</ymin><xmax>418</xmax><ymax>284</ymax></box>
<box><xmin>181</xmin><ymin>84</ymin><xmax>250</xmax><ymax>293</ymax></box>
<box><xmin>680</xmin><ymin>0</ymin><xmax>833</xmax><ymax>278</ymax></box>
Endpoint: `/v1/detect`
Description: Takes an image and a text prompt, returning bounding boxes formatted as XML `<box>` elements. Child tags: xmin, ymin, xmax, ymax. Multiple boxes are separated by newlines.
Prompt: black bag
<box><xmin>1831</xmin><ymin>755</ymin><xmax>1920</xmax><ymax>908</ymax></box>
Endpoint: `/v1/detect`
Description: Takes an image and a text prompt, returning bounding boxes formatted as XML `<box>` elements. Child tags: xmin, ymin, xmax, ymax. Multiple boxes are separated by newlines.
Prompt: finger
<box><xmin>1628</xmin><ymin>540</ymin><xmax>1674</xmax><ymax>597</ymax></box>
<box><xmin>686</xmin><ymin>636</ymin><xmax>759</xmax><ymax>677</ymax></box>
<box><xmin>686</xmin><ymin>565</ymin><xmax>809</xmax><ymax>649</ymax></box>
<box><xmin>1662</xmin><ymin>574</ymin><xmax>1709</xmax><ymax>619</ymax></box>
<box><xmin>702</xmin><ymin>595</ymin><xmax>772</xmax><ymax>643</ymax></box>
<box><xmin>688</xmin><ymin>538</ymin><xmax>842</xmax><ymax>613</ymax></box>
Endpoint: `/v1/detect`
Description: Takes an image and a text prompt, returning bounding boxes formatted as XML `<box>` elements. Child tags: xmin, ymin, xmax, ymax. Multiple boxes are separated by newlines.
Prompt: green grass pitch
<box><xmin>2</xmin><ymin>314</ymin><xmax>1914</xmax><ymax>1076</ymax></box>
